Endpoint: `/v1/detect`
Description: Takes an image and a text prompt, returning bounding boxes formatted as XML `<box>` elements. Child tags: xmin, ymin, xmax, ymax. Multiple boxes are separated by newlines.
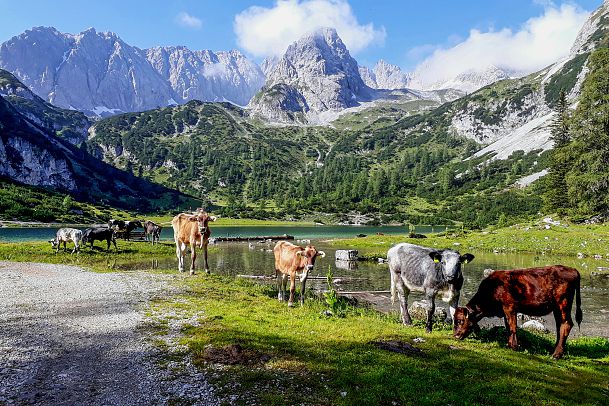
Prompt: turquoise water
<box><xmin>0</xmin><ymin>224</ymin><xmax>447</xmax><ymax>242</ymax></box>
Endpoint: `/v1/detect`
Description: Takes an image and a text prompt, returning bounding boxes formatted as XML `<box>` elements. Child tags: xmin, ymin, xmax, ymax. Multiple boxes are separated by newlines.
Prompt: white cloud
<box><xmin>176</xmin><ymin>12</ymin><xmax>202</xmax><ymax>30</ymax></box>
<box><xmin>234</xmin><ymin>0</ymin><xmax>385</xmax><ymax>57</ymax></box>
<box><xmin>412</xmin><ymin>4</ymin><xmax>589</xmax><ymax>87</ymax></box>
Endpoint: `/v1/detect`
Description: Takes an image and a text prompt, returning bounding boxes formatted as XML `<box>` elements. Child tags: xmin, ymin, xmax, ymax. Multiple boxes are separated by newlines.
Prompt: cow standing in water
<box><xmin>453</xmin><ymin>265</ymin><xmax>582</xmax><ymax>359</ymax></box>
<box><xmin>171</xmin><ymin>211</ymin><xmax>216</xmax><ymax>274</ymax></box>
<box><xmin>388</xmin><ymin>243</ymin><xmax>474</xmax><ymax>333</ymax></box>
<box><xmin>274</xmin><ymin>241</ymin><xmax>325</xmax><ymax>307</ymax></box>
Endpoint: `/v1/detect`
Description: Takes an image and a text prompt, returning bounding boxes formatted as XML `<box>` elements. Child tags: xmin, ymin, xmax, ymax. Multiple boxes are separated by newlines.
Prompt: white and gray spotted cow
<box><xmin>388</xmin><ymin>243</ymin><xmax>474</xmax><ymax>333</ymax></box>
<box><xmin>49</xmin><ymin>228</ymin><xmax>83</xmax><ymax>254</ymax></box>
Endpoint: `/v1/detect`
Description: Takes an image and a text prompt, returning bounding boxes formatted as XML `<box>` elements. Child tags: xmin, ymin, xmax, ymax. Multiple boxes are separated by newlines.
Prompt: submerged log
<box><xmin>214</xmin><ymin>234</ymin><xmax>294</xmax><ymax>242</ymax></box>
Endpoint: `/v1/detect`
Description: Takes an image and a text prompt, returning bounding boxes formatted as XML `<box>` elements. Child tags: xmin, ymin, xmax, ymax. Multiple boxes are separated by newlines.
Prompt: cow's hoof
<box><xmin>551</xmin><ymin>352</ymin><xmax>564</xmax><ymax>360</ymax></box>
<box><xmin>189</xmin><ymin>270</ymin><xmax>196</xmax><ymax>276</ymax></box>
<box><xmin>425</xmin><ymin>328</ymin><xmax>432</xmax><ymax>334</ymax></box>
<box><xmin>205</xmin><ymin>269</ymin><xmax>210</xmax><ymax>274</ymax></box>
<box><xmin>287</xmin><ymin>301</ymin><xmax>295</xmax><ymax>307</ymax></box>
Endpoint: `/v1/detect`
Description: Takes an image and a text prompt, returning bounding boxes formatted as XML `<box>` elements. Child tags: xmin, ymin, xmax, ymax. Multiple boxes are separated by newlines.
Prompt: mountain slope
<box><xmin>0</xmin><ymin>69</ymin><xmax>90</xmax><ymax>145</ymax></box>
<box><xmin>0</xmin><ymin>91</ymin><xmax>191</xmax><ymax>211</ymax></box>
<box><xmin>0</xmin><ymin>27</ymin><xmax>265</xmax><ymax>116</ymax></box>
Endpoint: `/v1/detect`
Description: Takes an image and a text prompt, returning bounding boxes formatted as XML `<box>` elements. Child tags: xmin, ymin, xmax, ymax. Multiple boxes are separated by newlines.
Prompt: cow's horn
<box><xmin>210</xmin><ymin>216</ymin><xmax>217</xmax><ymax>221</ymax></box>
<box><xmin>317</xmin><ymin>251</ymin><xmax>326</xmax><ymax>258</ymax></box>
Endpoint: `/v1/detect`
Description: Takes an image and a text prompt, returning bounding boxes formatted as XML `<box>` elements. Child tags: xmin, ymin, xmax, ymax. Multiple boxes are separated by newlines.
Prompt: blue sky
<box><xmin>0</xmin><ymin>0</ymin><xmax>602</xmax><ymax>73</ymax></box>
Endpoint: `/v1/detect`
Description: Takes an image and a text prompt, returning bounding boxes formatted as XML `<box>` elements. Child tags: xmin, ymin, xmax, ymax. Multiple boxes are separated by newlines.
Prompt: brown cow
<box><xmin>171</xmin><ymin>211</ymin><xmax>216</xmax><ymax>274</ymax></box>
<box><xmin>274</xmin><ymin>241</ymin><xmax>325</xmax><ymax>307</ymax></box>
<box><xmin>453</xmin><ymin>265</ymin><xmax>582</xmax><ymax>359</ymax></box>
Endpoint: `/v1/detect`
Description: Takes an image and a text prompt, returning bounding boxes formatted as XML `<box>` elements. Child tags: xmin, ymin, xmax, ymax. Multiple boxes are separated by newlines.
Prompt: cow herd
<box><xmin>48</xmin><ymin>210</ymin><xmax>583</xmax><ymax>359</ymax></box>
<box><xmin>49</xmin><ymin>219</ymin><xmax>163</xmax><ymax>253</ymax></box>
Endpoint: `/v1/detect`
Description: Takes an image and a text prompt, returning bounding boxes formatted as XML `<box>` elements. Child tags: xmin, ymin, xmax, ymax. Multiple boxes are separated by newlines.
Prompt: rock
<box><xmin>409</xmin><ymin>301</ymin><xmax>447</xmax><ymax>321</ymax></box>
<box><xmin>335</xmin><ymin>249</ymin><xmax>358</xmax><ymax>261</ymax></box>
<box><xmin>577</xmin><ymin>252</ymin><xmax>585</xmax><ymax>258</ymax></box>
<box><xmin>522</xmin><ymin>320</ymin><xmax>549</xmax><ymax>333</ymax></box>
<box><xmin>413</xmin><ymin>337</ymin><xmax>426</xmax><ymax>343</ymax></box>
<box><xmin>408</xmin><ymin>233</ymin><xmax>427</xmax><ymax>239</ymax></box>
<box><xmin>377</xmin><ymin>258</ymin><xmax>387</xmax><ymax>264</ymax></box>
<box><xmin>483</xmin><ymin>268</ymin><xmax>496</xmax><ymax>278</ymax></box>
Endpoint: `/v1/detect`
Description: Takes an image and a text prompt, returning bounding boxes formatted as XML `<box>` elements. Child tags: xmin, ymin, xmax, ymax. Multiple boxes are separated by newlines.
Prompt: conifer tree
<box><xmin>543</xmin><ymin>90</ymin><xmax>571</xmax><ymax>213</ymax></box>
<box><xmin>563</xmin><ymin>49</ymin><xmax>609</xmax><ymax>215</ymax></box>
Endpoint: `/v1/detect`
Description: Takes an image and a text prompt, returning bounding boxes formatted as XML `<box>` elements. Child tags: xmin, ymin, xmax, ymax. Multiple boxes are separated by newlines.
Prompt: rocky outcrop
<box><xmin>249</xmin><ymin>28</ymin><xmax>372</xmax><ymax>123</ymax></box>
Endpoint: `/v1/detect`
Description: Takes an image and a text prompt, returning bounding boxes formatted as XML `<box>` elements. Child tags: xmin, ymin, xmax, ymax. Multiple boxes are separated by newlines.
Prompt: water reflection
<box><xmin>93</xmin><ymin>240</ymin><xmax>609</xmax><ymax>337</ymax></box>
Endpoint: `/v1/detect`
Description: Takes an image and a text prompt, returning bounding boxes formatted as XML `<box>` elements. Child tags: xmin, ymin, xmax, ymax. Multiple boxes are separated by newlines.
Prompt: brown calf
<box><xmin>453</xmin><ymin>265</ymin><xmax>582</xmax><ymax>359</ymax></box>
<box><xmin>273</xmin><ymin>241</ymin><xmax>325</xmax><ymax>307</ymax></box>
<box><xmin>171</xmin><ymin>211</ymin><xmax>216</xmax><ymax>274</ymax></box>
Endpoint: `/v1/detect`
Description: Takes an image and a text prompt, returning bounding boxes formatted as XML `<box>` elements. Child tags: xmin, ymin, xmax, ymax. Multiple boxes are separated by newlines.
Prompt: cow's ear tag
<box><xmin>433</xmin><ymin>258</ymin><xmax>440</xmax><ymax>263</ymax></box>
<box><xmin>463</xmin><ymin>259</ymin><xmax>469</xmax><ymax>264</ymax></box>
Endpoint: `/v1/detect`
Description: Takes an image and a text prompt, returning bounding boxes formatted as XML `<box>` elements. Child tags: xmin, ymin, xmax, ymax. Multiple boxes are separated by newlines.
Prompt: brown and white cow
<box><xmin>273</xmin><ymin>241</ymin><xmax>325</xmax><ymax>307</ymax></box>
<box><xmin>453</xmin><ymin>265</ymin><xmax>582</xmax><ymax>359</ymax></box>
<box><xmin>171</xmin><ymin>211</ymin><xmax>216</xmax><ymax>274</ymax></box>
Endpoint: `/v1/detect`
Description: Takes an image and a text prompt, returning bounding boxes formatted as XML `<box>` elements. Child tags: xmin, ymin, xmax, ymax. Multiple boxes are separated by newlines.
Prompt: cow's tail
<box><xmin>575</xmin><ymin>273</ymin><xmax>583</xmax><ymax>329</ymax></box>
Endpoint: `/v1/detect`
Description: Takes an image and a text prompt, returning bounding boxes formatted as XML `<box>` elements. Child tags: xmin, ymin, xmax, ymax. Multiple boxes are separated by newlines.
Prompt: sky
<box><xmin>0</xmin><ymin>0</ymin><xmax>603</xmax><ymax>82</ymax></box>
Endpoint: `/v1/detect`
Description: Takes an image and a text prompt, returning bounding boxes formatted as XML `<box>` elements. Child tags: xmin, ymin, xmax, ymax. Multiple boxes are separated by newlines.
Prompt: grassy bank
<box><xmin>1</xmin><ymin>241</ymin><xmax>608</xmax><ymax>404</ymax></box>
<box><xmin>0</xmin><ymin>241</ymin><xmax>180</xmax><ymax>272</ymax></box>
<box><xmin>330</xmin><ymin>220</ymin><xmax>609</xmax><ymax>260</ymax></box>
<box><xmin>137</xmin><ymin>215</ymin><xmax>316</xmax><ymax>227</ymax></box>
<box><xmin>149</xmin><ymin>274</ymin><xmax>609</xmax><ymax>406</ymax></box>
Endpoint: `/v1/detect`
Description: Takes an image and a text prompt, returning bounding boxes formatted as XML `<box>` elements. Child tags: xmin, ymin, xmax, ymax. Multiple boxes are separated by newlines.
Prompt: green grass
<box><xmin>330</xmin><ymin>220</ymin><xmax>609</xmax><ymax>260</ymax></box>
<box><xmin>149</xmin><ymin>274</ymin><xmax>609</xmax><ymax>406</ymax></box>
<box><xmin>0</xmin><ymin>241</ymin><xmax>179</xmax><ymax>272</ymax></box>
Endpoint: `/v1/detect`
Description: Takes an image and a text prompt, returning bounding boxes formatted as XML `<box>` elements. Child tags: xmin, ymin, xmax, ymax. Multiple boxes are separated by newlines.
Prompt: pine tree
<box><xmin>543</xmin><ymin>90</ymin><xmax>572</xmax><ymax>213</ymax></box>
<box><xmin>563</xmin><ymin>49</ymin><xmax>609</xmax><ymax>215</ymax></box>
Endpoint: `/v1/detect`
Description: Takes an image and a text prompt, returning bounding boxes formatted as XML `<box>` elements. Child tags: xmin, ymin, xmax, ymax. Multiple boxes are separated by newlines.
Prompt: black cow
<box><xmin>82</xmin><ymin>227</ymin><xmax>117</xmax><ymax>250</ymax></box>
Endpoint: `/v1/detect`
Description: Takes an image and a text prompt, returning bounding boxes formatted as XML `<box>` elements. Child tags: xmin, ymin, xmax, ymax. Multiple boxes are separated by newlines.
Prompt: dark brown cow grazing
<box><xmin>171</xmin><ymin>211</ymin><xmax>216</xmax><ymax>274</ymax></box>
<box><xmin>453</xmin><ymin>265</ymin><xmax>582</xmax><ymax>359</ymax></box>
<box><xmin>274</xmin><ymin>241</ymin><xmax>325</xmax><ymax>307</ymax></box>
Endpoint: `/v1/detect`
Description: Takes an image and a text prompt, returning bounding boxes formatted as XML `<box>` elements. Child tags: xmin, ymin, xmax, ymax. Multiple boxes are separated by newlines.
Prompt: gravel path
<box><xmin>0</xmin><ymin>261</ymin><xmax>218</xmax><ymax>405</ymax></box>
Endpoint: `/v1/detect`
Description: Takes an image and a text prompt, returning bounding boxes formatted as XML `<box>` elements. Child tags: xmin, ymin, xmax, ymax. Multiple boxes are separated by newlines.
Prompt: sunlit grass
<box><xmin>149</xmin><ymin>275</ymin><xmax>609</xmax><ymax>406</ymax></box>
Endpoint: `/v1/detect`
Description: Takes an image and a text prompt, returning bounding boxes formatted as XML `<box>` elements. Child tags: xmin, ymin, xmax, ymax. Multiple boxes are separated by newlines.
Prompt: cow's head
<box><xmin>49</xmin><ymin>238</ymin><xmax>58</xmax><ymax>248</ymax></box>
<box><xmin>428</xmin><ymin>250</ymin><xmax>475</xmax><ymax>283</ymax></box>
<box><xmin>453</xmin><ymin>306</ymin><xmax>479</xmax><ymax>340</ymax></box>
<box><xmin>296</xmin><ymin>245</ymin><xmax>326</xmax><ymax>281</ymax></box>
<box><xmin>188</xmin><ymin>211</ymin><xmax>216</xmax><ymax>235</ymax></box>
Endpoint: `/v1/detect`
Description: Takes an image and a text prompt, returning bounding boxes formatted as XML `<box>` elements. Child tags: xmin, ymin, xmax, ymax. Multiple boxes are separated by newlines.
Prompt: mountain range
<box><xmin>0</xmin><ymin>27</ymin><xmax>265</xmax><ymax>116</ymax></box>
<box><xmin>0</xmin><ymin>26</ymin><xmax>527</xmax><ymax>121</ymax></box>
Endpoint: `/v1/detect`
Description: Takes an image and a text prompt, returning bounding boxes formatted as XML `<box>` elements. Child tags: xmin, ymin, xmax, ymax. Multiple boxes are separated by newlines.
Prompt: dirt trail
<box><xmin>0</xmin><ymin>261</ymin><xmax>217</xmax><ymax>405</ymax></box>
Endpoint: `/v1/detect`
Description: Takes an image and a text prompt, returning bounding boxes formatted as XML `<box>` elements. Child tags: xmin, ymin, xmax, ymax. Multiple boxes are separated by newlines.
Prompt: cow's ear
<box><xmin>463</xmin><ymin>307</ymin><xmax>469</xmax><ymax>319</ymax></box>
<box><xmin>429</xmin><ymin>252</ymin><xmax>441</xmax><ymax>263</ymax></box>
<box><xmin>460</xmin><ymin>253</ymin><xmax>475</xmax><ymax>264</ymax></box>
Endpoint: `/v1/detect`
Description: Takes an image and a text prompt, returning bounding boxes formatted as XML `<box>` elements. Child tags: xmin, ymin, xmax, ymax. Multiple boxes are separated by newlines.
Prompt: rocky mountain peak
<box><xmin>250</xmin><ymin>27</ymin><xmax>370</xmax><ymax>123</ymax></box>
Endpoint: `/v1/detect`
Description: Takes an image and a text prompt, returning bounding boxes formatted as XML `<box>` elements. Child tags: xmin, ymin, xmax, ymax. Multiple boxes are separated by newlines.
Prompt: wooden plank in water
<box><xmin>214</xmin><ymin>235</ymin><xmax>294</xmax><ymax>242</ymax></box>
<box><xmin>236</xmin><ymin>274</ymin><xmax>369</xmax><ymax>281</ymax></box>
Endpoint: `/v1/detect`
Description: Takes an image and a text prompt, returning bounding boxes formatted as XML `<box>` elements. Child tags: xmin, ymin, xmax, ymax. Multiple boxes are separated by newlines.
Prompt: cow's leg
<box><xmin>276</xmin><ymin>270</ymin><xmax>283</xmax><ymax>301</ymax></box>
<box><xmin>176</xmin><ymin>241</ymin><xmax>184</xmax><ymax>272</ymax></box>
<box><xmin>300</xmin><ymin>276</ymin><xmax>307</xmax><ymax>305</ymax></box>
<box><xmin>190</xmin><ymin>241</ymin><xmax>197</xmax><ymax>275</ymax></box>
<box><xmin>112</xmin><ymin>238</ymin><xmax>117</xmax><ymax>250</ymax></box>
<box><xmin>504</xmin><ymin>309</ymin><xmax>519</xmax><ymax>350</ymax></box>
<box><xmin>446</xmin><ymin>285</ymin><xmax>460</xmax><ymax>324</ymax></box>
<box><xmin>63</xmin><ymin>241</ymin><xmax>67</xmax><ymax>252</ymax></box>
<box><xmin>424</xmin><ymin>288</ymin><xmax>437</xmax><ymax>333</ymax></box>
<box><xmin>203</xmin><ymin>240</ymin><xmax>210</xmax><ymax>274</ymax></box>
<box><xmin>396</xmin><ymin>276</ymin><xmax>411</xmax><ymax>325</ymax></box>
<box><xmin>281</xmin><ymin>274</ymin><xmax>288</xmax><ymax>302</ymax></box>
<box><xmin>552</xmin><ymin>301</ymin><xmax>574</xmax><ymax>359</ymax></box>
<box><xmin>288</xmin><ymin>274</ymin><xmax>296</xmax><ymax>307</ymax></box>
